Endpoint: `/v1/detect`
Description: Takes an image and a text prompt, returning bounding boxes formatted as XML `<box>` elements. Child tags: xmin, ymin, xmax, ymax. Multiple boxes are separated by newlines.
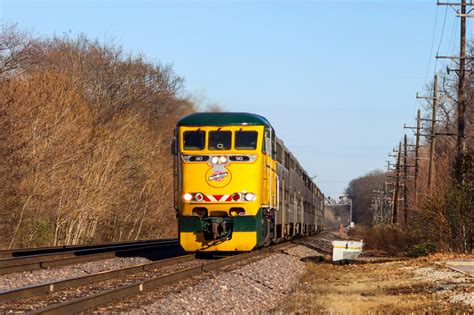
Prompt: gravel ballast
<box><xmin>0</xmin><ymin>256</ymin><xmax>151</xmax><ymax>291</ymax></box>
<box><xmin>134</xmin><ymin>245</ymin><xmax>320</xmax><ymax>313</ymax></box>
<box><xmin>1</xmin><ymin>258</ymin><xmax>202</xmax><ymax>313</ymax></box>
<box><xmin>411</xmin><ymin>264</ymin><xmax>474</xmax><ymax>308</ymax></box>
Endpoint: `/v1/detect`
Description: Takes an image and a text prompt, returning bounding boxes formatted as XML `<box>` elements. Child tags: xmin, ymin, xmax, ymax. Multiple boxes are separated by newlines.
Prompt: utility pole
<box><xmin>371</xmin><ymin>194</ymin><xmax>378</xmax><ymax>225</ymax></box>
<box><xmin>417</xmin><ymin>74</ymin><xmax>438</xmax><ymax>193</ymax></box>
<box><xmin>404</xmin><ymin>110</ymin><xmax>422</xmax><ymax>209</ymax></box>
<box><xmin>456</xmin><ymin>0</ymin><xmax>468</xmax><ymax>184</ymax></box>
<box><xmin>416</xmin><ymin>74</ymin><xmax>438</xmax><ymax>193</ymax></box>
<box><xmin>385</xmin><ymin>162</ymin><xmax>394</xmax><ymax>224</ymax></box>
<box><xmin>373</xmin><ymin>188</ymin><xmax>385</xmax><ymax>225</ymax></box>
<box><xmin>384</xmin><ymin>181</ymin><xmax>391</xmax><ymax>224</ymax></box>
<box><xmin>372</xmin><ymin>190</ymin><xmax>379</xmax><ymax>225</ymax></box>
<box><xmin>428</xmin><ymin>75</ymin><xmax>438</xmax><ymax>192</ymax></box>
<box><xmin>392</xmin><ymin>143</ymin><xmax>401</xmax><ymax>224</ymax></box>
<box><xmin>437</xmin><ymin>0</ymin><xmax>471</xmax><ymax>183</ymax></box>
<box><xmin>403</xmin><ymin>134</ymin><xmax>408</xmax><ymax>227</ymax></box>
<box><xmin>437</xmin><ymin>0</ymin><xmax>472</xmax><ymax>253</ymax></box>
<box><xmin>415</xmin><ymin>110</ymin><xmax>421</xmax><ymax>207</ymax></box>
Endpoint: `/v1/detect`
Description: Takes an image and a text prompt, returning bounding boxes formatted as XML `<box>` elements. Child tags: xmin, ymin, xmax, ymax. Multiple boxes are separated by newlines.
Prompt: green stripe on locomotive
<box><xmin>178</xmin><ymin>208</ymin><xmax>266</xmax><ymax>246</ymax></box>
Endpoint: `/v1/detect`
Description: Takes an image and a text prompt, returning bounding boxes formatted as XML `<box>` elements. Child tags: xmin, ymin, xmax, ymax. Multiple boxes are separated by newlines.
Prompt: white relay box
<box><xmin>331</xmin><ymin>240</ymin><xmax>364</xmax><ymax>262</ymax></box>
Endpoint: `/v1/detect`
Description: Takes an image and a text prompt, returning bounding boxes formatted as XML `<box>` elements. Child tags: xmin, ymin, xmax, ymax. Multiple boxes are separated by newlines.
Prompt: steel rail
<box><xmin>0</xmin><ymin>254</ymin><xmax>195</xmax><ymax>302</ymax></box>
<box><xmin>0</xmin><ymin>240</ymin><xmax>180</xmax><ymax>275</ymax></box>
<box><xmin>0</xmin><ymin>239</ymin><xmax>175</xmax><ymax>259</ymax></box>
<box><xmin>33</xmin><ymin>243</ymin><xmax>295</xmax><ymax>315</ymax></box>
<box><xmin>0</xmin><ymin>240</ymin><xmax>178</xmax><ymax>265</ymax></box>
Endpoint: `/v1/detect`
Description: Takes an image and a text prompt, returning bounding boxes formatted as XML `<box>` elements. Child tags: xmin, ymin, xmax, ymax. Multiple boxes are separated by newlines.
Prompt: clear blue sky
<box><xmin>0</xmin><ymin>0</ymin><xmax>461</xmax><ymax>197</ymax></box>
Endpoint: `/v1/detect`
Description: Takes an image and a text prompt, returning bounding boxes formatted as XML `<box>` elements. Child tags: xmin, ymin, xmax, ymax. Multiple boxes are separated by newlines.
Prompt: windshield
<box><xmin>208</xmin><ymin>131</ymin><xmax>231</xmax><ymax>150</ymax></box>
<box><xmin>235</xmin><ymin>131</ymin><xmax>258</xmax><ymax>150</ymax></box>
<box><xmin>183</xmin><ymin>130</ymin><xmax>205</xmax><ymax>150</ymax></box>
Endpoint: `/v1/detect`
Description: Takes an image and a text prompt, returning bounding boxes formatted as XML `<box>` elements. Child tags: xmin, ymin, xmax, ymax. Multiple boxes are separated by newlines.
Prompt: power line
<box><xmin>409</xmin><ymin>5</ymin><xmax>441</xmax><ymax>134</ymax></box>
<box><xmin>448</xmin><ymin>12</ymin><xmax>458</xmax><ymax>53</ymax></box>
<box><xmin>435</xmin><ymin>4</ymin><xmax>449</xmax><ymax>73</ymax></box>
<box><xmin>424</xmin><ymin>5</ymin><xmax>440</xmax><ymax>86</ymax></box>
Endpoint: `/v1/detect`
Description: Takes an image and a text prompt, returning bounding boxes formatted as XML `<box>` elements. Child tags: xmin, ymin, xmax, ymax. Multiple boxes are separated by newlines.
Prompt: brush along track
<box><xmin>7</xmin><ymin>243</ymin><xmax>295</xmax><ymax>314</ymax></box>
<box><xmin>0</xmin><ymin>239</ymin><xmax>180</xmax><ymax>275</ymax></box>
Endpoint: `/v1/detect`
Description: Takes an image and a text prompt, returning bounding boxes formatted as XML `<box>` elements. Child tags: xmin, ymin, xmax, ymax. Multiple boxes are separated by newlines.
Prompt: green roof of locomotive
<box><xmin>177</xmin><ymin>112</ymin><xmax>273</xmax><ymax>128</ymax></box>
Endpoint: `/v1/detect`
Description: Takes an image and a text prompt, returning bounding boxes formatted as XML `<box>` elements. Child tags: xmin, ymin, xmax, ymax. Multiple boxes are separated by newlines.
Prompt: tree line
<box><xmin>0</xmin><ymin>24</ymin><xmax>196</xmax><ymax>248</ymax></box>
<box><xmin>345</xmin><ymin>52</ymin><xmax>473</xmax><ymax>255</ymax></box>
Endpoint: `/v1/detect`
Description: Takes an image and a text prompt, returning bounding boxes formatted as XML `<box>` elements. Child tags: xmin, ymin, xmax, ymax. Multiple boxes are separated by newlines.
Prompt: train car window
<box><xmin>263</xmin><ymin>128</ymin><xmax>271</xmax><ymax>155</ymax></box>
<box><xmin>209</xmin><ymin>131</ymin><xmax>231</xmax><ymax>150</ymax></box>
<box><xmin>271</xmin><ymin>131</ymin><xmax>276</xmax><ymax>159</ymax></box>
<box><xmin>276</xmin><ymin>143</ymin><xmax>283</xmax><ymax>163</ymax></box>
<box><xmin>183</xmin><ymin>130</ymin><xmax>205</xmax><ymax>150</ymax></box>
<box><xmin>235</xmin><ymin>131</ymin><xmax>258</xmax><ymax>150</ymax></box>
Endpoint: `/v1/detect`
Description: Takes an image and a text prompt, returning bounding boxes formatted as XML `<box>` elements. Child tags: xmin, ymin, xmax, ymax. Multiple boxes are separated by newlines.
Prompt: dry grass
<box><xmin>273</xmin><ymin>257</ymin><xmax>473</xmax><ymax>314</ymax></box>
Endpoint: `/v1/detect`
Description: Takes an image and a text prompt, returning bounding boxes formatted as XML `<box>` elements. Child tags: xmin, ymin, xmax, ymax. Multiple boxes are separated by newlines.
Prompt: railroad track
<box><xmin>0</xmin><ymin>239</ymin><xmax>181</xmax><ymax>275</ymax></box>
<box><xmin>0</xmin><ymin>239</ymin><xmax>174</xmax><ymax>259</ymax></box>
<box><xmin>293</xmin><ymin>230</ymin><xmax>344</xmax><ymax>254</ymax></box>
<box><xmin>1</xmin><ymin>243</ymin><xmax>294</xmax><ymax>314</ymax></box>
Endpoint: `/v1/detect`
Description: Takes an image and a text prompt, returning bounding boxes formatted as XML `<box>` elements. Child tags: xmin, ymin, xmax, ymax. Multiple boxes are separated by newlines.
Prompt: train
<box><xmin>171</xmin><ymin>112</ymin><xmax>324</xmax><ymax>252</ymax></box>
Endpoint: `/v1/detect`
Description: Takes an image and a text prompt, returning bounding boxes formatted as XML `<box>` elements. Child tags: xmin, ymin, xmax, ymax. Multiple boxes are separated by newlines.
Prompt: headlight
<box><xmin>244</xmin><ymin>193</ymin><xmax>256</xmax><ymax>201</ymax></box>
<box><xmin>219</xmin><ymin>156</ymin><xmax>227</xmax><ymax>164</ymax></box>
<box><xmin>211</xmin><ymin>156</ymin><xmax>219</xmax><ymax>164</ymax></box>
<box><xmin>183</xmin><ymin>193</ymin><xmax>193</xmax><ymax>201</ymax></box>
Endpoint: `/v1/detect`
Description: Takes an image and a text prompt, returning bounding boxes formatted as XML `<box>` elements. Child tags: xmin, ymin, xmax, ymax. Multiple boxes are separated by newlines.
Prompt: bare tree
<box><xmin>0</xmin><ymin>26</ymin><xmax>194</xmax><ymax>248</ymax></box>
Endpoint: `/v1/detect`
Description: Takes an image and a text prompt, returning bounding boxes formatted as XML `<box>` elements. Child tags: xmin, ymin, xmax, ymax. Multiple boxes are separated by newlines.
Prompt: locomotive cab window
<box><xmin>209</xmin><ymin>131</ymin><xmax>231</xmax><ymax>150</ymax></box>
<box><xmin>235</xmin><ymin>131</ymin><xmax>258</xmax><ymax>150</ymax></box>
<box><xmin>263</xmin><ymin>127</ymin><xmax>276</xmax><ymax>158</ymax></box>
<box><xmin>183</xmin><ymin>130</ymin><xmax>205</xmax><ymax>150</ymax></box>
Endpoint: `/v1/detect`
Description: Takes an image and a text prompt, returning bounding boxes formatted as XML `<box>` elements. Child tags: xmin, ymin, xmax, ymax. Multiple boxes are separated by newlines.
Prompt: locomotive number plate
<box><xmin>229</xmin><ymin>155</ymin><xmax>250</xmax><ymax>162</ymax></box>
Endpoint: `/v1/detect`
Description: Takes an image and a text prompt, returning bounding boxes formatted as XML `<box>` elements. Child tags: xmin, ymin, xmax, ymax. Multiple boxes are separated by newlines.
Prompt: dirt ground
<box><xmin>273</xmin><ymin>254</ymin><xmax>474</xmax><ymax>313</ymax></box>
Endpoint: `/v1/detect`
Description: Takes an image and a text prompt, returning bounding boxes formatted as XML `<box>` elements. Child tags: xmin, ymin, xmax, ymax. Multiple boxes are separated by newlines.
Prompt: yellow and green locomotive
<box><xmin>172</xmin><ymin>112</ymin><xmax>324</xmax><ymax>252</ymax></box>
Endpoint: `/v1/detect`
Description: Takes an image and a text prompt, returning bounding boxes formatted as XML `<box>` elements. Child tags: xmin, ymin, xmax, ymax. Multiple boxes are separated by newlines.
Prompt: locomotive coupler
<box><xmin>201</xmin><ymin>217</ymin><xmax>234</xmax><ymax>241</ymax></box>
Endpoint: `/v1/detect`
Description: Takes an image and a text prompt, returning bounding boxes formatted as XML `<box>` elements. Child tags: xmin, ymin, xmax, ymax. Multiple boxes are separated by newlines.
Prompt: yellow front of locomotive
<box><xmin>177</xmin><ymin>123</ymin><xmax>267</xmax><ymax>252</ymax></box>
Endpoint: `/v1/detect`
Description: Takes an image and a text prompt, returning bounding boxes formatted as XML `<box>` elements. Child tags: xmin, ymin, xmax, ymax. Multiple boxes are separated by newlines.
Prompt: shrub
<box><xmin>406</xmin><ymin>242</ymin><xmax>437</xmax><ymax>257</ymax></box>
<box><xmin>358</xmin><ymin>224</ymin><xmax>416</xmax><ymax>256</ymax></box>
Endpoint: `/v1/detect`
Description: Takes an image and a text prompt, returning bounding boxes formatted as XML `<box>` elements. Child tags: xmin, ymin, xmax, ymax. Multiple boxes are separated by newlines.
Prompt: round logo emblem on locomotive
<box><xmin>205</xmin><ymin>166</ymin><xmax>232</xmax><ymax>188</ymax></box>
